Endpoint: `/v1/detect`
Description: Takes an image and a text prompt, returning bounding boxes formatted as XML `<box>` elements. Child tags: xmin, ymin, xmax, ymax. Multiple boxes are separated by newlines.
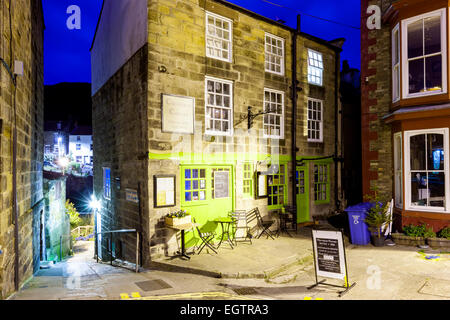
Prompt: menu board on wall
<box><xmin>154</xmin><ymin>175</ymin><xmax>176</xmax><ymax>208</ymax></box>
<box><xmin>161</xmin><ymin>94</ymin><xmax>195</xmax><ymax>134</ymax></box>
<box><xmin>214</xmin><ymin>171</ymin><xmax>229</xmax><ymax>199</ymax></box>
<box><xmin>256</xmin><ymin>172</ymin><xmax>268</xmax><ymax>199</ymax></box>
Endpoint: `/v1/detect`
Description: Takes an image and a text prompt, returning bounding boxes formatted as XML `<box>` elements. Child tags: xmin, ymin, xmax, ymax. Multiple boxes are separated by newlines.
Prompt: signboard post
<box><xmin>308</xmin><ymin>228</ymin><xmax>356</xmax><ymax>297</ymax></box>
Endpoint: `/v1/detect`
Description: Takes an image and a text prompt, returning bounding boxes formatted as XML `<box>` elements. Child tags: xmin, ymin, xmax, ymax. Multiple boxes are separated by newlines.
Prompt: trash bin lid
<box><xmin>345</xmin><ymin>202</ymin><xmax>375</xmax><ymax>212</ymax></box>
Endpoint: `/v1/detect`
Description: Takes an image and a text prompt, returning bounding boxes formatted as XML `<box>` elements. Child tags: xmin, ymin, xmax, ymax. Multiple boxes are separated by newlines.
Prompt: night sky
<box><xmin>42</xmin><ymin>0</ymin><xmax>360</xmax><ymax>85</ymax></box>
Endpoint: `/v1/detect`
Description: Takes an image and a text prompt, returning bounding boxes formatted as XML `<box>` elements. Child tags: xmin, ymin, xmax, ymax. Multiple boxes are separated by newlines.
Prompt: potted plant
<box><xmin>165</xmin><ymin>210</ymin><xmax>191</xmax><ymax>227</ymax></box>
<box><xmin>364</xmin><ymin>201</ymin><xmax>391</xmax><ymax>247</ymax></box>
<box><xmin>427</xmin><ymin>226</ymin><xmax>450</xmax><ymax>249</ymax></box>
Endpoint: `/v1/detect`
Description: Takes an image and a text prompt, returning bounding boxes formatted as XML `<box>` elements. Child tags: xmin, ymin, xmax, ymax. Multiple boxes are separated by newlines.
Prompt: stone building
<box><xmin>91</xmin><ymin>0</ymin><xmax>344</xmax><ymax>265</ymax></box>
<box><xmin>361</xmin><ymin>0</ymin><xmax>450</xmax><ymax>231</ymax></box>
<box><xmin>0</xmin><ymin>0</ymin><xmax>45</xmax><ymax>298</ymax></box>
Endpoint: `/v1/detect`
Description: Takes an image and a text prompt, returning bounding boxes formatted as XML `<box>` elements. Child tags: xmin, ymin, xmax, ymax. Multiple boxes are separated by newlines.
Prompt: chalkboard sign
<box><xmin>214</xmin><ymin>171</ymin><xmax>229</xmax><ymax>199</ymax></box>
<box><xmin>312</xmin><ymin>230</ymin><xmax>346</xmax><ymax>280</ymax></box>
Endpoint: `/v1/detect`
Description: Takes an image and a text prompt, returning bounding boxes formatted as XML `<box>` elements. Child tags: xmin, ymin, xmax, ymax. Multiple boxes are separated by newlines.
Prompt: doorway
<box><xmin>180</xmin><ymin>165</ymin><xmax>233</xmax><ymax>247</ymax></box>
<box><xmin>296</xmin><ymin>166</ymin><xmax>310</xmax><ymax>223</ymax></box>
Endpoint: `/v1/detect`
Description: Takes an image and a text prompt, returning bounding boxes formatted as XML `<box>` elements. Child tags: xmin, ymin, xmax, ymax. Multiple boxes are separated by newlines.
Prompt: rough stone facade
<box><xmin>0</xmin><ymin>0</ymin><xmax>45</xmax><ymax>298</ymax></box>
<box><xmin>361</xmin><ymin>0</ymin><xmax>395</xmax><ymax>201</ymax></box>
<box><xmin>92</xmin><ymin>0</ymin><xmax>342</xmax><ymax>264</ymax></box>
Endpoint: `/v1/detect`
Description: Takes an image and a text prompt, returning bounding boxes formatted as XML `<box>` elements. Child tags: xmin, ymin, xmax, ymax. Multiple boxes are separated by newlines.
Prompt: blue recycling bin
<box><xmin>345</xmin><ymin>202</ymin><xmax>374</xmax><ymax>245</ymax></box>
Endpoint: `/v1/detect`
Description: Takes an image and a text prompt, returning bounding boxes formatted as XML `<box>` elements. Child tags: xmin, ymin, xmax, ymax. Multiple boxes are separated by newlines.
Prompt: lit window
<box><xmin>307</xmin><ymin>49</ymin><xmax>323</xmax><ymax>86</ymax></box>
<box><xmin>307</xmin><ymin>98</ymin><xmax>323</xmax><ymax>142</ymax></box>
<box><xmin>402</xmin><ymin>9</ymin><xmax>447</xmax><ymax>98</ymax></box>
<box><xmin>267</xmin><ymin>165</ymin><xmax>286</xmax><ymax>207</ymax></box>
<box><xmin>76</xmin><ymin>156</ymin><xmax>82</xmax><ymax>163</ymax></box>
<box><xmin>243</xmin><ymin>163</ymin><xmax>253</xmax><ymax>198</ymax></box>
<box><xmin>206</xmin><ymin>12</ymin><xmax>232</xmax><ymax>62</ymax></box>
<box><xmin>103</xmin><ymin>167</ymin><xmax>111</xmax><ymax>200</ymax></box>
<box><xmin>265</xmin><ymin>33</ymin><xmax>284</xmax><ymax>75</ymax></box>
<box><xmin>314</xmin><ymin>164</ymin><xmax>329</xmax><ymax>202</ymax></box>
<box><xmin>392</xmin><ymin>24</ymin><xmax>400</xmax><ymax>102</ymax></box>
<box><xmin>205</xmin><ymin>77</ymin><xmax>233</xmax><ymax>135</ymax></box>
<box><xmin>184</xmin><ymin>168</ymin><xmax>207</xmax><ymax>202</ymax></box>
<box><xmin>76</xmin><ymin>144</ymin><xmax>81</xmax><ymax>150</ymax></box>
<box><xmin>263</xmin><ymin>89</ymin><xmax>284</xmax><ymax>139</ymax></box>
<box><xmin>405</xmin><ymin>129</ymin><xmax>449</xmax><ymax>211</ymax></box>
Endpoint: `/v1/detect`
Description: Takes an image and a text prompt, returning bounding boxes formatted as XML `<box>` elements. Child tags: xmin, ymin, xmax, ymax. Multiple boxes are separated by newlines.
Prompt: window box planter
<box><xmin>165</xmin><ymin>215</ymin><xmax>191</xmax><ymax>227</ymax></box>
<box><xmin>391</xmin><ymin>233</ymin><xmax>426</xmax><ymax>246</ymax></box>
<box><xmin>426</xmin><ymin>237</ymin><xmax>450</xmax><ymax>249</ymax></box>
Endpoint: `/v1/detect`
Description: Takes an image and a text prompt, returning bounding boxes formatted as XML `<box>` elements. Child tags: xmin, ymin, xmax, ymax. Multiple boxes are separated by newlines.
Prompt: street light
<box><xmin>58</xmin><ymin>157</ymin><xmax>69</xmax><ymax>175</ymax></box>
<box><xmin>89</xmin><ymin>195</ymin><xmax>102</xmax><ymax>262</ymax></box>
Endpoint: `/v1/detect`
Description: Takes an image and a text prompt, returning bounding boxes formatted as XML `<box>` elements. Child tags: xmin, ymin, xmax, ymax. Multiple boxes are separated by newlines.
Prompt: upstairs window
<box><xmin>205</xmin><ymin>77</ymin><xmax>233</xmax><ymax>135</ymax></box>
<box><xmin>402</xmin><ymin>9</ymin><xmax>447</xmax><ymax>98</ymax></box>
<box><xmin>392</xmin><ymin>24</ymin><xmax>400</xmax><ymax>102</ymax></box>
<box><xmin>263</xmin><ymin>88</ymin><xmax>284</xmax><ymax>139</ymax></box>
<box><xmin>76</xmin><ymin>144</ymin><xmax>81</xmax><ymax>150</ymax></box>
<box><xmin>307</xmin><ymin>98</ymin><xmax>323</xmax><ymax>142</ymax></box>
<box><xmin>206</xmin><ymin>12</ymin><xmax>232</xmax><ymax>62</ymax></box>
<box><xmin>265</xmin><ymin>33</ymin><xmax>284</xmax><ymax>75</ymax></box>
<box><xmin>307</xmin><ymin>49</ymin><xmax>323</xmax><ymax>86</ymax></box>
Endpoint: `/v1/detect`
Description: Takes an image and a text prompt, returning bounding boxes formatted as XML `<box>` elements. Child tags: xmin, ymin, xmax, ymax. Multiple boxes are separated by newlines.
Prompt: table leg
<box><xmin>180</xmin><ymin>230</ymin><xmax>190</xmax><ymax>259</ymax></box>
<box><xmin>216</xmin><ymin>222</ymin><xmax>225</xmax><ymax>249</ymax></box>
<box><xmin>225</xmin><ymin>223</ymin><xmax>234</xmax><ymax>249</ymax></box>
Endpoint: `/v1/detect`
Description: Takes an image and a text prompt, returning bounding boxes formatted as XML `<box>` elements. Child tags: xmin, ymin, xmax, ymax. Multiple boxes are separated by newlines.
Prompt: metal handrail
<box><xmin>95</xmin><ymin>229</ymin><xmax>140</xmax><ymax>273</ymax></box>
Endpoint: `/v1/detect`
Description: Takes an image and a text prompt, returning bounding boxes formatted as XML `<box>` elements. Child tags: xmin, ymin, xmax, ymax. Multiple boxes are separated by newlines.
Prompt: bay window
<box><xmin>405</xmin><ymin>128</ymin><xmax>449</xmax><ymax>212</ymax></box>
<box><xmin>392</xmin><ymin>24</ymin><xmax>400</xmax><ymax>102</ymax></box>
<box><xmin>401</xmin><ymin>8</ymin><xmax>447</xmax><ymax>98</ymax></box>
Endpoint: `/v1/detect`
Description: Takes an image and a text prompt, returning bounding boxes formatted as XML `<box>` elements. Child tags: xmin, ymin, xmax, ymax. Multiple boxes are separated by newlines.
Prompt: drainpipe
<box><xmin>334</xmin><ymin>50</ymin><xmax>341</xmax><ymax>211</ymax></box>
<box><xmin>291</xmin><ymin>15</ymin><xmax>301</xmax><ymax>223</ymax></box>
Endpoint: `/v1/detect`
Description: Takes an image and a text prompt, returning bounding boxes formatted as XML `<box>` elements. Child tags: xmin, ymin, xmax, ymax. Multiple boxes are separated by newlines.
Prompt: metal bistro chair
<box><xmin>247</xmin><ymin>207</ymin><xmax>275</xmax><ymax>240</ymax></box>
<box><xmin>193</xmin><ymin>218</ymin><xmax>218</xmax><ymax>255</ymax></box>
<box><xmin>229</xmin><ymin>210</ymin><xmax>252</xmax><ymax>245</ymax></box>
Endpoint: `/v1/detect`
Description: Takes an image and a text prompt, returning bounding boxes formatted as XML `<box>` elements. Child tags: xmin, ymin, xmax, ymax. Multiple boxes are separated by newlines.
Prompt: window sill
<box><xmin>204</xmin><ymin>131</ymin><xmax>233</xmax><ymax>137</ymax></box>
<box><xmin>405</xmin><ymin>206</ymin><xmax>449</xmax><ymax>214</ymax></box>
<box><xmin>314</xmin><ymin>200</ymin><xmax>330</xmax><ymax>205</ymax></box>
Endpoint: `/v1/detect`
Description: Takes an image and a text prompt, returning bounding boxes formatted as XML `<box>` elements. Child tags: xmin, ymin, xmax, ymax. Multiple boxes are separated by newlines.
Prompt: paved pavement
<box><xmin>9</xmin><ymin>228</ymin><xmax>450</xmax><ymax>300</ymax></box>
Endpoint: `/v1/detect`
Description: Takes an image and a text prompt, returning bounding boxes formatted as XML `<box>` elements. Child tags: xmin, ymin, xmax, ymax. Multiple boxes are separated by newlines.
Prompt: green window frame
<box><xmin>267</xmin><ymin>164</ymin><xmax>287</xmax><ymax>209</ymax></box>
<box><xmin>313</xmin><ymin>163</ymin><xmax>330</xmax><ymax>204</ymax></box>
<box><xmin>242</xmin><ymin>163</ymin><xmax>253</xmax><ymax>198</ymax></box>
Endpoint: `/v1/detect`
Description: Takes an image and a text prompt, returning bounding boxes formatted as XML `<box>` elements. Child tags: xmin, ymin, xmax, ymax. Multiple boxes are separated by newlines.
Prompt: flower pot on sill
<box><xmin>426</xmin><ymin>237</ymin><xmax>450</xmax><ymax>249</ymax></box>
<box><xmin>165</xmin><ymin>215</ymin><xmax>191</xmax><ymax>227</ymax></box>
<box><xmin>370</xmin><ymin>234</ymin><xmax>385</xmax><ymax>247</ymax></box>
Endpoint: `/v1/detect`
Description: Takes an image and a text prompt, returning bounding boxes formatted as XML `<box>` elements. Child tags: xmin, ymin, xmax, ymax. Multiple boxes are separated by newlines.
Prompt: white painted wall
<box><xmin>90</xmin><ymin>0</ymin><xmax>148</xmax><ymax>95</ymax></box>
<box><xmin>69</xmin><ymin>135</ymin><xmax>93</xmax><ymax>165</ymax></box>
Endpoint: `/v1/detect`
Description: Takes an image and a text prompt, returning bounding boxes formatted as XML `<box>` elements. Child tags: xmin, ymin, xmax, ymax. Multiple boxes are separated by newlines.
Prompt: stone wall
<box><xmin>43</xmin><ymin>176</ymin><xmax>70</xmax><ymax>262</ymax></box>
<box><xmin>0</xmin><ymin>0</ymin><xmax>44</xmax><ymax>299</ymax></box>
<box><xmin>92</xmin><ymin>45</ymin><xmax>149</xmax><ymax>266</ymax></box>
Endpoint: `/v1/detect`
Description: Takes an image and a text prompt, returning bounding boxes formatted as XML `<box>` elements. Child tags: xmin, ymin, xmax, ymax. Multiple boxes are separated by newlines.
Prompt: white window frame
<box><xmin>265</xmin><ymin>33</ymin><xmax>285</xmax><ymax>76</ymax></box>
<box><xmin>307</xmin><ymin>49</ymin><xmax>323</xmax><ymax>86</ymax></box>
<box><xmin>263</xmin><ymin>88</ymin><xmax>285</xmax><ymax>139</ymax></box>
<box><xmin>307</xmin><ymin>98</ymin><xmax>323</xmax><ymax>143</ymax></box>
<box><xmin>394</xmin><ymin>132</ymin><xmax>403</xmax><ymax>208</ymax></box>
<box><xmin>205</xmin><ymin>11</ymin><xmax>233</xmax><ymax>63</ymax></box>
<box><xmin>401</xmin><ymin>8</ymin><xmax>447</xmax><ymax>99</ymax></box>
<box><xmin>103</xmin><ymin>167</ymin><xmax>111</xmax><ymax>200</ymax></box>
<box><xmin>205</xmin><ymin>76</ymin><xmax>233</xmax><ymax>136</ymax></box>
<box><xmin>404</xmin><ymin>128</ymin><xmax>450</xmax><ymax>213</ymax></box>
<box><xmin>392</xmin><ymin>24</ymin><xmax>401</xmax><ymax>102</ymax></box>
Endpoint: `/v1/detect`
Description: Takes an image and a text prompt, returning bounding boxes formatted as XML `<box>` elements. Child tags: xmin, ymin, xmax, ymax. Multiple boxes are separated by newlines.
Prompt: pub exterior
<box><xmin>91</xmin><ymin>0</ymin><xmax>344</xmax><ymax>264</ymax></box>
<box><xmin>361</xmin><ymin>0</ymin><xmax>450</xmax><ymax>232</ymax></box>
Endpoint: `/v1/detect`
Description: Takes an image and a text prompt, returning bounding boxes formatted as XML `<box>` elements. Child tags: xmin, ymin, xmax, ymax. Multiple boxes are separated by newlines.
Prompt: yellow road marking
<box><xmin>120</xmin><ymin>293</ymin><xmax>130</xmax><ymax>300</ymax></box>
<box><xmin>131</xmin><ymin>292</ymin><xmax>141</xmax><ymax>298</ymax></box>
<box><xmin>122</xmin><ymin>291</ymin><xmax>257</xmax><ymax>300</ymax></box>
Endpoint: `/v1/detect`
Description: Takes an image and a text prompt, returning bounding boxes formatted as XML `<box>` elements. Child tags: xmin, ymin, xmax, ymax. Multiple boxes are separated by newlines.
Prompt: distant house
<box><xmin>69</xmin><ymin>126</ymin><xmax>93</xmax><ymax>166</ymax></box>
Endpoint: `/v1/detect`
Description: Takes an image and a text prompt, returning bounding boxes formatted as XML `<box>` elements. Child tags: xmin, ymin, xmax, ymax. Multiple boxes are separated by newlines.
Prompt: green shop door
<box><xmin>296</xmin><ymin>166</ymin><xmax>310</xmax><ymax>223</ymax></box>
<box><xmin>181</xmin><ymin>165</ymin><xmax>233</xmax><ymax>247</ymax></box>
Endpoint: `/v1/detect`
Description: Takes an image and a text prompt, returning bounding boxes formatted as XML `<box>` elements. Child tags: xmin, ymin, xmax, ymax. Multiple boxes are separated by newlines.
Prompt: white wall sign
<box><xmin>312</xmin><ymin>230</ymin><xmax>346</xmax><ymax>280</ymax></box>
<box><xmin>161</xmin><ymin>94</ymin><xmax>195</xmax><ymax>134</ymax></box>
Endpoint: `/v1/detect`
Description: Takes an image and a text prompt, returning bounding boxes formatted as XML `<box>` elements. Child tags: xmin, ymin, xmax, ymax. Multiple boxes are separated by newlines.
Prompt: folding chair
<box><xmin>193</xmin><ymin>219</ymin><xmax>218</xmax><ymax>254</ymax></box>
<box><xmin>248</xmin><ymin>208</ymin><xmax>275</xmax><ymax>240</ymax></box>
<box><xmin>229</xmin><ymin>210</ymin><xmax>252</xmax><ymax>245</ymax></box>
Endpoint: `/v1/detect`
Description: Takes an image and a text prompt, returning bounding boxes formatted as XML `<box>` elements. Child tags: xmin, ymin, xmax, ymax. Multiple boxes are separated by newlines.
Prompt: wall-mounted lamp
<box><xmin>158</xmin><ymin>65</ymin><xmax>167</xmax><ymax>73</ymax></box>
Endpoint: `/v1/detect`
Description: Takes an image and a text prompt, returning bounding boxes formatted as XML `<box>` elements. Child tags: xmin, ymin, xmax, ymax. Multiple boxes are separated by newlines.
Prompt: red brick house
<box><xmin>361</xmin><ymin>0</ymin><xmax>450</xmax><ymax>231</ymax></box>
